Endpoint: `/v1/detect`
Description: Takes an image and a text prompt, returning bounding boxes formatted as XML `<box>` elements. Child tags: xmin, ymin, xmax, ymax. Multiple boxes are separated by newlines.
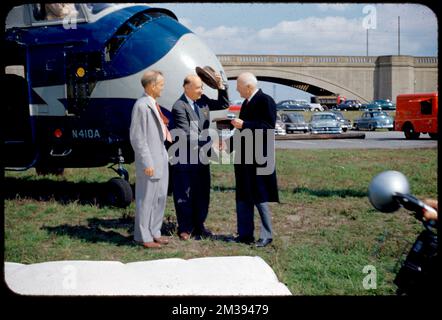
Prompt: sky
<box><xmin>155</xmin><ymin>3</ymin><xmax>438</xmax><ymax>102</ymax></box>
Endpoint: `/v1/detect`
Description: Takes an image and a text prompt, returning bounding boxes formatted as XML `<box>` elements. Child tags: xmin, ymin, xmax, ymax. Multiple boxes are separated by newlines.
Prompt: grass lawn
<box><xmin>4</xmin><ymin>148</ymin><xmax>437</xmax><ymax>295</ymax></box>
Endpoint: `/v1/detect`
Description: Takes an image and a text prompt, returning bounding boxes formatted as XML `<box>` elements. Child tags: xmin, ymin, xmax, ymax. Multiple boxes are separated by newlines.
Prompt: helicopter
<box><xmin>3</xmin><ymin>3</ymin><xmax>228</xmax><ymax>208</ymax></box>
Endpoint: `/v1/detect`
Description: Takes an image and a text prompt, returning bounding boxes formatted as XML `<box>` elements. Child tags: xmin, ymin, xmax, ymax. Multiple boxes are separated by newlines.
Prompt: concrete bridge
<box><xmin>218</xmin><ymin>54</ymin><xmax>438</xmax><ymax>103</ymax></box>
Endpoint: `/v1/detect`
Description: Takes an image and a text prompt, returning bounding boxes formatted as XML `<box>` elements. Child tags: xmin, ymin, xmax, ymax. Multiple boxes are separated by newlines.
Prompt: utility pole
<box><xmin>398</xmin><ymin>16</ymin><xmax>400</xmax><ymax>56</ymax></box>
<box><xmin>366</xmin><ymin>28</ymin><xmax>369</xmax><ymax>56</ymax></box>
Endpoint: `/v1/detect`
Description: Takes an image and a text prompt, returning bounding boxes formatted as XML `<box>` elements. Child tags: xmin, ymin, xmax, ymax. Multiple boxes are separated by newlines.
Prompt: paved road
<box><xmin>276</xmin><ymin>131</ymin><xmax>438</xmax><ymax>149</ymax></box>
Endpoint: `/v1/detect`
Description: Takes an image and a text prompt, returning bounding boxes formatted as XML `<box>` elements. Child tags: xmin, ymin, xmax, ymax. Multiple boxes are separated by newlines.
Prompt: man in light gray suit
<box><xmin>130</xmin><ymin>70</ymin><xmax>171</xmax><ymax>249</ymax></box>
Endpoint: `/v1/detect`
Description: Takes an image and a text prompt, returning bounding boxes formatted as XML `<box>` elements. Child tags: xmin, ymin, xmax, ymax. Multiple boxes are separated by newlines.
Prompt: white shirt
<box><xmin>247</xmin><ymin>88</ymin><xmax>259</xmax><ymax>103</ymax></box>
<box><xmin>185</xmin><ymin>94</ymin><xmax>199</xmax><ymax>114</ymax></box>
<box><xmin>146</xmin><ymin>93</ymin><xmax>167</xmax><ymax>141</ymax></box>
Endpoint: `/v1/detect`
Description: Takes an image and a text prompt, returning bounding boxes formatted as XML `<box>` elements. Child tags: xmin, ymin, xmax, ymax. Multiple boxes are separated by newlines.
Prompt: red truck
<box><xmin>394</xmin><ymin>92</ymin><xmax>438</xmax><ymax>139</ymax></box>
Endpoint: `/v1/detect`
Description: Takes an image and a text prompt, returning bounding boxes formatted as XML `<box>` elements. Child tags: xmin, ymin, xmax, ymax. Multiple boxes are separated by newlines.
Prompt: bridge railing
<box><xmin>217</xmin><ymin>55</ymin><xmax>377</xmax><ymax>64</ymax></box>
<box><xmin>217</xmin><ymin>54</ymin><xmax>437</xmax><ymax>65</ymax></box>
<box><xmin>414</xmin><ymin>57</ymin><xmax>438</xmax><ymax>64</ymax></box>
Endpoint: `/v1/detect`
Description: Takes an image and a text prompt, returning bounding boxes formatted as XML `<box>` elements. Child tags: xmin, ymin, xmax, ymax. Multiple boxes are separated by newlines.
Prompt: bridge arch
<box><xmin>225</xmin><ymin>67</ymin><xmax>370</xmax><ymax>102</ymax></box>
<box><xmin>219</xmin><ymin>54</ymin><xmax>437</xmax><ymax>103</ymax></box>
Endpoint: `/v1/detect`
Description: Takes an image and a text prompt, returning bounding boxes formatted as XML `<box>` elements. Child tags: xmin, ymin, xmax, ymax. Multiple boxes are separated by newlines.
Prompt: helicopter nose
<box><xmin>108</xmin><ymin>13</ymin><xmax>191</xmax><ymax>78</ymax></box>
<box><xmin>92</xmin><ymin>14</ymin><xmax>225</xmax><ymax>109</ymax></box>
<box><xmin>92</xmin><ymin>10</ymin><xmax>227</xmax><ymax>110</ymax></box>
<box><xmin>153</xmin><ymin>33</ymin><xmax>225</xmax><ymax>107</ymax></box>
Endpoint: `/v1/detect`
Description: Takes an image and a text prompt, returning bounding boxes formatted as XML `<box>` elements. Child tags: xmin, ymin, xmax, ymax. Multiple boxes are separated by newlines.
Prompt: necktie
<box><xmin>193</xmin><ymin>100</ymin><xmax>200</xmax><ymax>118</ymax></box>
<box><xmin>155</xmin><ymin>102</ymin><xmax>172</xmax><ymax>142</ymax></box>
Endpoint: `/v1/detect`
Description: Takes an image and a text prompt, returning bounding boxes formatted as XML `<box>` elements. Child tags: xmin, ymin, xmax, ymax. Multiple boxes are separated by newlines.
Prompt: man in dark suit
<box><xmin>223</xmin><ymin>72</ymin><xmax>279</xmax><ymax>247</ymax></box>
<box><xmin>171</xmin><ymin>73</ymin><xmax>229</xmax><ymax>240</ymax></box>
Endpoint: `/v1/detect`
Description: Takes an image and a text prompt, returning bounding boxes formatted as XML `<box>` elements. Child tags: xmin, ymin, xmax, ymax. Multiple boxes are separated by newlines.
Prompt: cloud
<box><xmin>367</xmin><ymin>4</ymin><xmax>437</xmax><ymax>56</ymax></box>
<box><xmin>257</xmin><ymin>16</ymin><xmax>363</xmax><ymax>40</ymax></box>
<box><xmin>178</xmin><ymin>17</ymin><xmax>192</xmax><ymax>29</ymax></box>
<box><xmin>179</xmin><ymin>17</ymin><xmax>255</xmax><ymax>52</ymax></box>
<box><xmin>180</xmin><ymin>4</ymin><xmax>437</xmax><ymax>57</ymax></box>
<box><xmin>197</xmin><ymin>25</ymin><xmax>250</xmax><ymax>40</ymax></box>
<box><xmin>253</xmin><ymin>16</ymin><xmax>369</xmax><ymax>55</ymax></box>
<box><xmin>186</xmin><ymin>16</ymin><xmax>369</xmax><ymax>56</ymax></box>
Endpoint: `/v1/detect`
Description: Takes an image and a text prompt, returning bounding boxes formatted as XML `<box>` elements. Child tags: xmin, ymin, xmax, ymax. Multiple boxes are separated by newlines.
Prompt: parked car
<box><xmin>292</xmin><ymin>100</ymin><xmax>324</xmax><ymax>111</ymax></box>
<box><xmin>275</xmin><ymin>114</ymin><xmax>287</xmax><ymax>135</ymax></box>
<box><xmin>353</xmin><ymin>110</ymin><xmax>394</xmax><ymax>131</ymax></box>
<box><xmin>331</xmin><ymin>111</ymin><xmax>351</xmax><ymax>132</ymax></box>
<box><xmin>394</xmin><ymin>92</ymin><xmax>438</xmax><ymax>139</ymax></box>
<box><xmin>292</xmin><ymin>99</ymin><xmax>309</xmax><ymax>105</ymax></box>
<box><xmin>276</xmin><ymin>100</ymin><xmax>310</xmax><ymax>111</ymax></box>
<box><xmin>280</xmin><ymin>112</ymin><xmax>309</xmax><ymax>133</ymax></box>
<box><xmin>335</xmin><ymin>99</ymin><xmax>362</xmax><ymax>111</ymax></box>
<box><xmin>362</xmin><ymin>99</ymin><xmax>396</xmax><ymax>111</ymax></box>
<box><xmin>309</xmin><ymin>112</ymin><xmax>342</xmax><ymax>134</ymax></box>
<box><xmin>307</xmin><ymin>103</ymin><xmax>324</xmax><ymax>112</ymax></box>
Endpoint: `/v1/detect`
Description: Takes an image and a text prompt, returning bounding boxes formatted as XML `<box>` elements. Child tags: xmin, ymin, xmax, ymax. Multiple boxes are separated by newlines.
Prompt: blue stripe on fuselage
<box><xmin>104</xmin><ymin>14</ymin><xmax>191</xmax><ymax>78</ymax></box>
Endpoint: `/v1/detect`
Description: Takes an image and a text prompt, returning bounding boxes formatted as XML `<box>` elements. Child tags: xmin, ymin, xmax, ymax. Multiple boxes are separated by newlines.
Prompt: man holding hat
<box><xmin>171</xmin><ymin>67</ymin><xmax>229</xmax><ymax>240</ymax></box>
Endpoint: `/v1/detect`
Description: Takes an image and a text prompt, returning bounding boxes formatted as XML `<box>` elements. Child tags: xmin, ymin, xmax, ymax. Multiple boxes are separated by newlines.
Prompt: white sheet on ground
<box><xmin>4</xmin><ymin>256</ymin><xmax>292</xmax><ymax>296</ymax></box>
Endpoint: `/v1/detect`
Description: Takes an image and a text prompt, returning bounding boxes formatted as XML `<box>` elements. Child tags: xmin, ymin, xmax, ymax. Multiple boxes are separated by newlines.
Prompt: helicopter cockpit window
<box><xmin>104</xmin><ymin>9</ymin><xmax>169</xmax><ymax>61</ymax></box>
<box><xmin>83</xmin><ymin>3</ymin><xmax>116</xmax><ymax>15</ymax></box>
<box><xmin>32</xmin><ymin>3</ymin><xmax>83</xmax><ymax>22</ymax></box>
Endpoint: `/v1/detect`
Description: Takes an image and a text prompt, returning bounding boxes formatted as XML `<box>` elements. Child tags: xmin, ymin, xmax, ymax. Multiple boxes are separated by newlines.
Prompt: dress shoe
<box><xmin>142</xmin><ymin>241</ymin><xmax>161</xmax><ymax>249</ymax></box>
<box><xmin>255</xmin><ymin>238</ymin><xmax>272</xmax><ymax>248</ymax></box>
<box><xmin>193</xmin><ymin>228</ymin><xmax>214</xmax><ymax>240</ymax></box>
<box><xmin>154</xmin><ymin>236</ymin><xmax>169</xmax><ymax>245</ymax></box>
<box><xmin>226</xmin><ymin>236</ymin><xmax>255</xmax><ymax>245</ymax></box>
<box><xmin>200</xmin><ymin>228</ymin><xmax>213</xmax><ymax>237</ymax></box>
<box><xmin>179</xmin><ymin>232</ymin><xmax>190</xmax><ymax>241</ymax></box>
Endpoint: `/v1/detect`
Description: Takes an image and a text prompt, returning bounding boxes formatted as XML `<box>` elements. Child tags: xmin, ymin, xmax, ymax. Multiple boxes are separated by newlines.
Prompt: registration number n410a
<box><xmin>72</xmin><ymin>129</ymin><xmax>101</xmax><ymax>139</ymax></box>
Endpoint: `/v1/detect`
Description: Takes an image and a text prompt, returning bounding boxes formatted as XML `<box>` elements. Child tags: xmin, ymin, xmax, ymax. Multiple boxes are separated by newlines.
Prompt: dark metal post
<box><xmin>366</xmin><ymin>28</ymin><xmax>369</xmax><ymax>56</ymax></box>
<box><xmin>398</xmin><ymin>16</ymin><xmax>401</xmax><ymax>56</ymax></box>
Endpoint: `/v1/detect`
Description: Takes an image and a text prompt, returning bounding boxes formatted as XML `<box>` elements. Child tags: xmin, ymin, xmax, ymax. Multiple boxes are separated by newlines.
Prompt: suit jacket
<box><xmin>129</xmin><ymin>93</ymin><xmax>168</xmax><ymax>180</ymax></box>
<box><xmin>172</xmin><ymin>89</ymin><xmax>229</xmax><ymax>134</ymax></box>
<box><xmin>171</xmin><ymin>89</ymin><xmax>229</xmax><ymax>163</ymax></box>
<box><xmin>229</xmin><ymin>89</ymin><xmax>279</xmax><ymax>203</ymax></box>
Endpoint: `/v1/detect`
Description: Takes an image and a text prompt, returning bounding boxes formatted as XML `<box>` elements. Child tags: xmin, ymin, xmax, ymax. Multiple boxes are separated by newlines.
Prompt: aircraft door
<box><xmin>2</xmin><ymin>42</ymin><xmax>37</xmax><ymax>168</ymax></box>
<box><xmin>65</xmin><ymin>51</ymin><xmax>102</xmax><ymax>115</ymax></box>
